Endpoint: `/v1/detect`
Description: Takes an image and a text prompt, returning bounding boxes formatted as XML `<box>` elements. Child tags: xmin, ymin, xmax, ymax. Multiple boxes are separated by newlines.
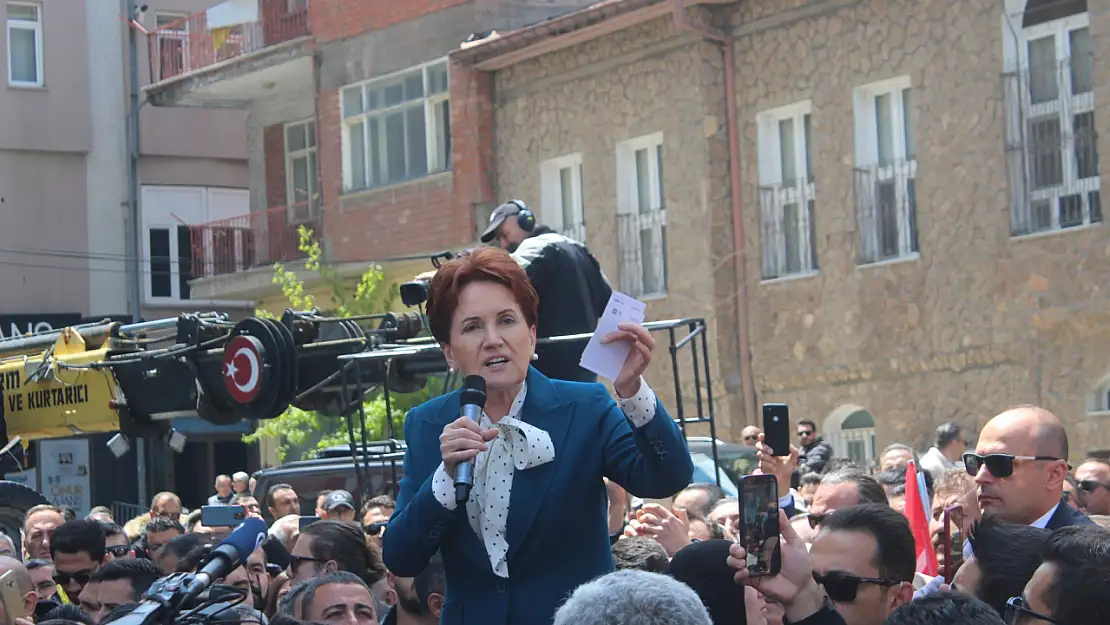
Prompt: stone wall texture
<box><xmin>491</xmin><ymin>0</ymin><xmax>1110</xmax><ymax>461</ymax></box>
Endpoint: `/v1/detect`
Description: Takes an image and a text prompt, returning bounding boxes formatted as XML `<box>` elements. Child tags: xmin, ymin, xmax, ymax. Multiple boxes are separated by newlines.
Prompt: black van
<box><xmin>252</xmin><ymin>437</ymin><xmax>757</xmax><ymax>519</ymax></box>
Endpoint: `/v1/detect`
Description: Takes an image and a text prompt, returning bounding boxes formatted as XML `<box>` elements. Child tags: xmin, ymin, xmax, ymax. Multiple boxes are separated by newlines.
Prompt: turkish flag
<box><xmin>905</xmin><ymin>460</ymin><xmax>938</xmax><ymax>576</ymax></box>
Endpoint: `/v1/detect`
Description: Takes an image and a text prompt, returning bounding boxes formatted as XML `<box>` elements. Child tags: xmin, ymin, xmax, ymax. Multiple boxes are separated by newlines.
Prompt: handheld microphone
<box><xmin>454</xmin><ymin>375</ymin><xmax>487</xmax><ymax>505</ymax></box>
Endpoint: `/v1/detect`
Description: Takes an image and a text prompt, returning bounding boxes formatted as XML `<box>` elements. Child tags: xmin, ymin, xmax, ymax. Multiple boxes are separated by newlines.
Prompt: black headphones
<box><xmin>506</xmin><ymin>199</ymin><xmax>535</xmax><ymax>233</ymax></box>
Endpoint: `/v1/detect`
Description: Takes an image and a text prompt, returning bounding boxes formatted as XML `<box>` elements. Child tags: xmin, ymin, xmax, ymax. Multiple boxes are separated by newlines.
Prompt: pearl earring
<box><xmin>531</xmin><ymin>353</ymin><xmax>539</xmax><ymax>361</ymax></box>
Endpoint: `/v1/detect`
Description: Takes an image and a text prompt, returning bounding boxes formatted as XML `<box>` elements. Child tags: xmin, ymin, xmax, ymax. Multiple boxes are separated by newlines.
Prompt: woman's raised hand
<box><xmin>602</xmin><ymin>322</ymin><xmax>656</xmax><ymax>398</ymax></box>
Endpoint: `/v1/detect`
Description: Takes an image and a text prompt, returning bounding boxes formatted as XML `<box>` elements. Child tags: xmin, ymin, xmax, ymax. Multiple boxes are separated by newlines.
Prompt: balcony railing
<box><xmin>618</xmin><ymin>210</ymin><xmax>668</xmax><ymax>298</ymax></box>
<box><xmin>854</xmin><ymin>159</ymin><xmax>918</xmax><ymax>264</ymax></box>
<box><xmin>189</xmin><ymin>204</ymin><xmax>320</xmax><ymax>280</ymax></box>
<box><xmin>759</xmin><ymin>179</ymin><xmax>817</xmax><ymax>280</ymax></box>
<box><xmin>149</xmin><ymin>3</ymin><xmax>309</xmax><ymax>83</ymax></box>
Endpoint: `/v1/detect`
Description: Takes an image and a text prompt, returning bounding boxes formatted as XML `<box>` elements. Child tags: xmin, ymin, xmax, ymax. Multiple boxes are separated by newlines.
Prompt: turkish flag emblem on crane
<box><xmin>223</xmin><ymin>335</ymin><xmax>264</xmax><ymax>404</ymax></box>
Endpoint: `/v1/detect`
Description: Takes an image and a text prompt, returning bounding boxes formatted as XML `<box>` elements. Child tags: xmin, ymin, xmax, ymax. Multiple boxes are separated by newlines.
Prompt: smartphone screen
<box><xmin>762</xmin><ymin>403</ymin><xmax>791</xmax><ymax>457</ymax></box>
<box><xmin>739</xmin><ymin>474</ymin><xmax>781</xmax><ymax>576</ymax></box>
<box><xmin>942</xmin><ymin>505</ymin><xmax>960</xmax><ymax>583</ymax></box>
<box><xmin>201</xmin><ymin>505</ymin><xmax>245</xmax><ymax>528</ymax></box>
<box><xmin>299</xmin><ymin>515</ymin><xmax>321</xmax><ymax>530</ymax></box>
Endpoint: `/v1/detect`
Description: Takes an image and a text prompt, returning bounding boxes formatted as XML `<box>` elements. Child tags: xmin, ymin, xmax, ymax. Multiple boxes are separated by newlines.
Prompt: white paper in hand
<box><xmin>579</xmin><ymin>291</ymin><xmax>647</xmax><ymax>381</ymax></box>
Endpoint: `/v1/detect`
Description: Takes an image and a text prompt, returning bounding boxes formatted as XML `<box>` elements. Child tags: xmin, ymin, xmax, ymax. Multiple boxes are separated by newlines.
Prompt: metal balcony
<box><xmin>187</xmin><ymin>204</ymin><xmax>321</xmax><ymax>300</ymax></box>
<box><xmin>144</xmin><ymin>2</ymin><xmax>313</xmax><ymax>107</ymax></box>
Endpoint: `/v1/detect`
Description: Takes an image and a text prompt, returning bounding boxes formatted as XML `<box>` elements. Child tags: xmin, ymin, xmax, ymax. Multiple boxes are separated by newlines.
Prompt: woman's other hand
<box><xmin>440</xmin><ymin>417</ymin><xmax>499</xmax><ymax>477</ymax></box>
<box><xmin>602</xmin><ymin>322</ymin><xmax>656</xmax><ymax>398</ymax></box>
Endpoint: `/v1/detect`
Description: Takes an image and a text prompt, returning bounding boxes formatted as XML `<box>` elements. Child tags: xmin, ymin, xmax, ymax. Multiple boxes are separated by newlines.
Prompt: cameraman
<box><xmin>417</xmin><ymin>200</ymin><xmax>611</xmax><ymax>382</ymax></box>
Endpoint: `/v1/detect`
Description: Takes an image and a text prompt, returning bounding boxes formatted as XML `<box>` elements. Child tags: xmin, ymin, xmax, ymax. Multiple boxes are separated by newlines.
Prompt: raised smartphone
<box><xmin>0</xmin><ymin>569</ymin><xmax>26</xmax><ymax>625</ymax></box>
<box><xmin>762</xmin><ymin>403</ymin><xmax>791</xmax><ymax>457</ymax></box>
<box><xmin>738</xmin><ymin>473</ymin><xmax>781</xmax><ymax>577</ymax></box>
<box><xmin>299</xmin><ymin>515</ymin><xmax>321</xmax><ymax>530</ymax></box>
<box><xmin>201</xmin><ymin>504</ymin><xmax>246</xmax><ymax>528</ymax></box>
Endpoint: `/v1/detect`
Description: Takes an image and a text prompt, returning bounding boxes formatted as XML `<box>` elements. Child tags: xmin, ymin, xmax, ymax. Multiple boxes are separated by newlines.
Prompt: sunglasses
<box><xmin>743</xmin><ymin>435</ymin><xmax>759</xmax><ymax>442</ymax></box>
<box><xmin>962</xmin><ymin>453</ymin><xmax>1062</xmax><ymax>478</ymax></box>
<box><xmin>54</xmin><ymin>570</ymin><xmax>94</xmax><ymax>587</ymax></box>
<box><xmin>1004</xmin><ymin>596</ymin><xmax>1057</xmax><ymax>624</ymax></box>
<box><xmin>797</xmin><ymin>431</ymin><xmax>814</xmax><ymax>437</ymax></box>
<box><xmin>286</xmin><ymin>554</ymin><xmax>328</xmax><ymax>575</ymax></box>
<box><xmin>813</xmin><ymin>571</ymin><xmax>899</xmax><ymax>603</ymax></box>
<box><xmin>1078</xmin><ymin>480</ymin><xmax>1110</xmax><ymax>493</ymax></box>
<box><xmin>106</xmin><ymin>545</ymin><xmax>129</xmax><ymax>557</ymax></box>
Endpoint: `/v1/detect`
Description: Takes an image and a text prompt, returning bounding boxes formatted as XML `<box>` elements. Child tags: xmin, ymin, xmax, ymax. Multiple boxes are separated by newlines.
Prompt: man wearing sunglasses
<box><xmin>740</xmin><ymin>425</ymin><xmax>762</xmax><ymax>449</ymax></box>
<box><xmin>1074</xmin><ymin>458</ymin><xmax>1110</xmax><ymax>516</ymax></box>
<box><xmin>808</xmin><ymin>505</ymin><xmax>915</xmax><ymax>625</ymax></box>
<box><xmin>1009</xmin><ymin>524</ymin><xmax>1110</xmax><ymax>625</ymax></box>
<box><xmin>965</xmin><ymin>406</ymin><xmax>1093</xmax><ymax>533</ymax></box>
<box><xmin>49</xmin><ymin>520</ymin><xmax>107</xmax><ymax>602</ymax></box>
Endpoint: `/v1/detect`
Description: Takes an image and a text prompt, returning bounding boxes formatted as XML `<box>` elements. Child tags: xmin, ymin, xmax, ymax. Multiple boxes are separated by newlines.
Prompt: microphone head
<box><xmin>460</xmin><ymin>375</ymin><xmax>487</xmax><ymax>407</ymax></box>
<box><xmin>222</xmin><ymin>517</ymin><xmax>268</xmax><ymax>561</ymax></box>
<box><xmin>668</xmin><ymin>540</ymin><xmax>746</xmax><ymax>625</ymax></box>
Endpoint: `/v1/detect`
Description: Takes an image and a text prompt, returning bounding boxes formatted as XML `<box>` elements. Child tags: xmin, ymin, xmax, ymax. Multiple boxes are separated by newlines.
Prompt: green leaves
<box><xmin>242</xmin><ymin>225</ymin><xmax>420</xmax><ymax>463</ymax></box>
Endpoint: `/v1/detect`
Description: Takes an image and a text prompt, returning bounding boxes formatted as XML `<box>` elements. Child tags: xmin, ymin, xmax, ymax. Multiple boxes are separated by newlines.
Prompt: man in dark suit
<box><xmin>966</xmin><ymin>405</ymin><xmax>1093</xmax><ymax>533</ymax></box>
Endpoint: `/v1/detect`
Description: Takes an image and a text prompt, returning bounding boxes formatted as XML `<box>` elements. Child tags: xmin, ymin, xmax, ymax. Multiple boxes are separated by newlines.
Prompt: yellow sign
<box><xmin>0</xmin><ymin>329</ymin><xmax>121</xmax><ymax>440</ymax></box>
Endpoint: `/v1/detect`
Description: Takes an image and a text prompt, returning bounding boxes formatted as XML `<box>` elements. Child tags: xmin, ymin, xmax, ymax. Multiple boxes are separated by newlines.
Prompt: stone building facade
<box><xmin>471</xmin><ymin>0</ymin><xmax>1110</xmax><ymax>464</ymax></box>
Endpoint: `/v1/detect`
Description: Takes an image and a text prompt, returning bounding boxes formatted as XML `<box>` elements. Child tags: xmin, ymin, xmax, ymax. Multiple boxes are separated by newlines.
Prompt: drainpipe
<box><xmin>671</xmin><ymin>0</ymin><xmax>757</xmax><ymax>426</ymax></box>
<box><xmin>125</xmin><ymin>0</ymin><xmax>148</xmax><ymax>505</ymax></box>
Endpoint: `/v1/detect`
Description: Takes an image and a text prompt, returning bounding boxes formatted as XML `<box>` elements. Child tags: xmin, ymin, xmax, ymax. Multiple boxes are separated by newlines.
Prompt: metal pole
<box><xmin>126</xmin><ymin>0</ymin><xmax>148</xmax><ymax>507</ymax></box>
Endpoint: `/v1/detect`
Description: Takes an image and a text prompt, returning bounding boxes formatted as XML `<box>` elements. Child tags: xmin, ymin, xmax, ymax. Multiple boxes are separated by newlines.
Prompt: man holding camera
<box><xmin>415</xmin><ymin>200</ymin><xmax>611</xmax><ymax>382</ymax></box>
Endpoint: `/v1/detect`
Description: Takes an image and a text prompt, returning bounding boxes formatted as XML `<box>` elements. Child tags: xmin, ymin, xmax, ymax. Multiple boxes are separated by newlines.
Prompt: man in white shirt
<box><xmin>919</xmin><ymin>422</ymin><xmax>968</xmax><ymax>481</ymax></box>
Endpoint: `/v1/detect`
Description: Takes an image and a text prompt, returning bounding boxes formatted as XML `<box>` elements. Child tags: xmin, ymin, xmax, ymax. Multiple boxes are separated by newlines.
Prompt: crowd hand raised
<box><xmin>756</xmin><ymin>434</ymin><xmax>799</xmax><ymax>496</ymax></box>
<box><xmin>601</xmin><ymin>322</ymin><xmax>656</xmax><ymax>399</ymax></box>
<box><xmin>634</xmin><ymin>504</ymin><xmax>692</xmax><ymax>557</ymax></box>
<box><xmin>728</xmin><ymin>510</ymin><xmax>826</xmax><ymax>622</ymax></box>
<box><xmin>440</xmin><ymin>417</ymin><xmax>499</xmax><ymax>477</ymax></box>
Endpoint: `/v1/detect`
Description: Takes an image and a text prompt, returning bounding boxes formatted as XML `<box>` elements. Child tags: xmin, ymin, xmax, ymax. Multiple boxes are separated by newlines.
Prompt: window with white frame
<box><xmin>853</xmin><ymin>77</ymin><xmax>918</xmax><ymax>264</ymax></box>
<box><xmin>616</xmin><ymin>133</ymin><xmax>667</xmax><ymax>298</ymax></box>
<box><xmin>7</xmin><ymin>2</ymin><xmax>42</xmax><ymax>87</ymax></box>
<box><xmin>141</xmin><ymin>186</ymin><xmax>249</xmax><ymax>303</ymax></box>
<box><xmin>540</xmin><ymin>154</ymin><xmax>586</xmax><ymax>242</ymax></box>
<box><xmin>286</xmin><ymin>120</ymin><xmax>319</xmax><ymax>222</ymax></box>
<box><xmin>341</xmin><ymin>60</ymin><xmax>450</xmax><ymax>191</ymax></box>
<box><xmin>757</xmin><ymin>101</ymin><xmax>817</xmax><ymax>279</ymax></box>
<box><xmin>1088</xmin><ymin>375</ymin><xmax>1110</xmax><ymax>415</ymax></box>
<box><xmin>1004</xmin><ymin>10</ymin><xmax>1100</xmax><ymax>236</ymax></box>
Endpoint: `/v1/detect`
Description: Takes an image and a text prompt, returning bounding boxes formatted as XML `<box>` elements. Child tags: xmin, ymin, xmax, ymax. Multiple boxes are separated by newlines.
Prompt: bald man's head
<box><xmin>0</xmin><ymin>556</ymin><xmax>34</xmax><ymax>593</ymax></box>
<box><xmin>990</xmin><ymin>405</ymin><xmax>1068</xmax><ymax>459</ymax></box>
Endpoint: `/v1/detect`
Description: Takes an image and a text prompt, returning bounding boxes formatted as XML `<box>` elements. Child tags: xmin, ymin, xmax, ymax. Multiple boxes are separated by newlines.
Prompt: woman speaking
<box><xmin>382</xmin><ymin>248</ymin><xmax>693</xmax><ymax>624</ymax></box>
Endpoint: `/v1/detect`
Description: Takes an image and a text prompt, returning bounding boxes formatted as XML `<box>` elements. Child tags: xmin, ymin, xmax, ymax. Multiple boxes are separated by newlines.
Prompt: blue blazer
<box><xmin>382</xmin><ymin>367</ymin><xmax>694</xmax><ymax>625</ymax></box>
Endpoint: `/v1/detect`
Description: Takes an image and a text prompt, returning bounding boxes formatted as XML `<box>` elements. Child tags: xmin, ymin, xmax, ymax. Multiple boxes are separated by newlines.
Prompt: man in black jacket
<box><xmin>478</xmin><ymin>200</ymin><xmax>612</xmax><ymax>383</ymax></box>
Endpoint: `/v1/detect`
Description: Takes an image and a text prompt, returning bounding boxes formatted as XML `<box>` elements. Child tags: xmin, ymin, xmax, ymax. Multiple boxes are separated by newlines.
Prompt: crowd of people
<box><xmin>0</xmin><ymin>478</ymin><xmax>436</xmax><ymax>625</ymax></box>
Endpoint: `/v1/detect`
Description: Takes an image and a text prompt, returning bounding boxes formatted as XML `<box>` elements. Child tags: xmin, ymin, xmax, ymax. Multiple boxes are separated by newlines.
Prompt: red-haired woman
<box><xmin>382</xmin><ymin>247</ymin><xmax>693</xmax><ymax>625</ymax></box>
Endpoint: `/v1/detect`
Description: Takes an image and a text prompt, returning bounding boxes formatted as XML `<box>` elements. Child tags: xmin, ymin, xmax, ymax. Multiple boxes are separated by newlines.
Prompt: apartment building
<box><xmin>143</xmin><ymin>0</ymin><xmax>601</xmax><ymax>311</ymax></box>
<box><xmin>146</xmin><ymin>0</ymin><xmax>1110</xmax><ymax>463</ymax></box>
<box><xmin>0</xmin><ymin>0</ymin><xmax>255</xmax><ymax>507</ymax></box>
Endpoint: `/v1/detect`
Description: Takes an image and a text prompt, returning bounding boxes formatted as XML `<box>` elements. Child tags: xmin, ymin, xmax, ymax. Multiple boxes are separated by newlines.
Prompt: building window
<box><xmin>616</xmin><ymin>133</ymin><xmax>667</xmax><ymax>298</ymax></box>
<box><xmin>285</xmin><ymin>119</ymin><xmax>319</xmax><ymax>222</ymax></box>
<box><xmin>141</xmin><ymin>186</ymin><xmax>249</xmax><ymax>303</ymax></box>
<box><xmin>153</xmin><ymin>13</ymin><xmax>189</xmax><ymax>81</ymax></box>
<box><xmin>7</xmin><ymin>2</ymin><xmax>42</xmax><ymax>87</ymax></box>
<box><xmin>1088</xmin><ymin>375</ymin><xmax>1110</xmax><ymax>415</ymax></box>
<box><xmin>853</xmin><ymin>77</ymin><xmax>918</xmax><ymax>264</ymax></box>
<box><xmin>757</xmin><ymin>101</ymin><xmax>817</xmax><ymax>279</ymax></box>
<box><xmin>341</xmin><ymin>60</ymin><xmax>450</xmax><ymax>192</ymax></box>
<box><xmin>540</xmin><ymin>154</ymin><xmax>586</xmax><ymax>242</ymax></box>
<box><xmin>1004</xmin><ymin>13</ymin><xmax>1100</xmax><ymax>236</ymax></box>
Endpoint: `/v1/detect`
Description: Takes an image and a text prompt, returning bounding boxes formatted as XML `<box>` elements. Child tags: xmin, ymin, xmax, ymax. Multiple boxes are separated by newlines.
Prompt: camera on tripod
<box><xmin>399</xmin><ymin>250</ymin><xmax>459</xmax><ymax>307</ymax></box>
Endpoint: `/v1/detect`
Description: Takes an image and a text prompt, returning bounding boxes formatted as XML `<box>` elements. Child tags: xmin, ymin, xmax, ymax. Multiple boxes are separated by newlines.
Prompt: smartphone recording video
<box><xmin>201</xmin><ymin>505</ymin><xmax>246</xmax><ymax>529</ymax></box>
<box><xmin>762</xmin><ymin>403</ymin><xmax>791</xmax><ymax>457</ymax></box>
<box><xmin>739</xmin><ymin>474</ymin><xmax>781</xmax><ymax>577</ymax></box>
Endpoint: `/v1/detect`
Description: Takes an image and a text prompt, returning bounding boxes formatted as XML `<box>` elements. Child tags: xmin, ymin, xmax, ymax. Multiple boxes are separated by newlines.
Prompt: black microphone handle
<box><xmin>453</xmin><ymin>403</ymin><xmax>484</xmax><ymax>505</ymax></box>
